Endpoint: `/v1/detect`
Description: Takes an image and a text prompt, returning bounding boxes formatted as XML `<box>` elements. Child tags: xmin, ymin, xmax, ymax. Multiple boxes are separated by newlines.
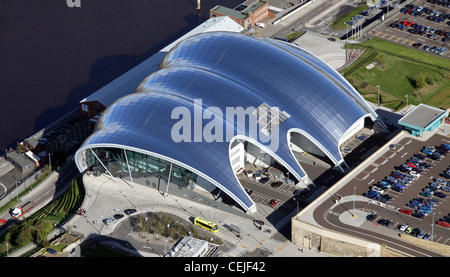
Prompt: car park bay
<box><xmin>337</xmin><ymin>133</ymin><xmax>450</xmax><ymax>246</ymax></box>
<box><xmin>371</xmin><ymin>0</ymin><xmax>450</xmax><ymax>57</ymax></box>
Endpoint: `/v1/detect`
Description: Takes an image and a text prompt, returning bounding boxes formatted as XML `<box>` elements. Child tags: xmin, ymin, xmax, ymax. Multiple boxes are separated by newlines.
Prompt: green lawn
<box><xmin>355</xmin><ymin>38</ymin><xmax>450</xmax><ymax>70</ymax></box>
<box><xmin>331</xmin><ymin>4</ymin><xmax>368</xmax><ymax>30</ymax></box>
<box><xmin>342</xmin><ymin>38</ymin><xmax>450</xmax><ymax>110</ymax></box>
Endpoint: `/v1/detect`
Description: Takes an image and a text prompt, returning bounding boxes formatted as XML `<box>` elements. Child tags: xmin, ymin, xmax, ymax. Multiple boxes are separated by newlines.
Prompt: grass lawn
<box><xmin>342</xmin><ymin>39</ymin><xmax>450</xmax><ymax>110</ymax></box>
<box><xmin>331</xmin><ymin>4</ymin><xmax>368</xmax><ymax>30</ymax></box>
<box><xmin>357</xmin><ymin>38</ymin><xmax>450</xmax><ymax>70</ymax></box>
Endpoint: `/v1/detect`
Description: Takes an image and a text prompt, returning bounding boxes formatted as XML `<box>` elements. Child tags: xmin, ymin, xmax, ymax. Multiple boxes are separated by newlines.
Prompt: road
<box><xmin>315</xmin><ymin>199</ymin><xmax>443</xmax><ymax>257</ymax></box>
<box><xmin>310</xmin><ymin>133</ymin><xmax>450</xmax><ymax>257</ymax></box>
<box><xmin>0</xmin><ymin>159</ymin><xmax>79</xmax><ymax>235</ymax></box>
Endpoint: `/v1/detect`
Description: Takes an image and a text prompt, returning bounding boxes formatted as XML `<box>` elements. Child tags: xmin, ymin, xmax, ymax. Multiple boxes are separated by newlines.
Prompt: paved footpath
<box><xmin>68</xmin><ymin>174</ymin><xmax>330</xmax><ymax>257</ymax></box>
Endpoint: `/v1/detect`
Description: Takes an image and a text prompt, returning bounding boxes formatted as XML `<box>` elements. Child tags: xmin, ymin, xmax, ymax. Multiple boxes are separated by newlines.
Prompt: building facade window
<box><xmin>86</xmin><ymin>148</ymin><xmax>197</xmax><ymax>187</ymax></box>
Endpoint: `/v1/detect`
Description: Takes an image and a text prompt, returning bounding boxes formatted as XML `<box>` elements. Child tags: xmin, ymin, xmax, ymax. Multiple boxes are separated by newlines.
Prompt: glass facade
<box><xmin>75</xmin><ymin>31</ymin><xmax>383</xmax><ymax>213</ymax></box>
<box><xmin>87</xmin><ymin>147</ymin><xmax>197</xmax><ymax>187</ymax></box>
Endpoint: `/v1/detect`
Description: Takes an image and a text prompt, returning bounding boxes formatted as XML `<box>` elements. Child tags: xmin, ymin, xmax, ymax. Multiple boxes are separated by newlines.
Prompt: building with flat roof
<box><xmin>6</xmin><ymin>151</ymin><xmax>35</xmax><ymax>174</ymax></box>
<box><xmin>398</xmin><ymin>104</ymin><xmax>447</xmax><ymax>136</ymax></box>
<box><xmin>210</xmin><ymin>0</ymin><xmax>270</xmax><ymax>29</ymax></box>
<box><xmin>166</xmin><ymin>236</ymin><xmax>209</xmax><ymax>257</ymax></box>
<box><xmin>75</xmin><ymin>29</ymin><xmax>387</xmax><ymax>214</ymax></box>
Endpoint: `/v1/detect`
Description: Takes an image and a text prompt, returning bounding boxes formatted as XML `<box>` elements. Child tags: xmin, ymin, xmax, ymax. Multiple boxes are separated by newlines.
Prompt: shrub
<box><xmin>416</xmin><ymin>74</ymin><xmax>427</xmax><ymax>89</ymax></box>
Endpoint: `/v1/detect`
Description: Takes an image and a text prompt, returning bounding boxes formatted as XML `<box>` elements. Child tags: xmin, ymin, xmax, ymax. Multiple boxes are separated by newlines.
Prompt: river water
<box><xmin>0</xmin><ymin>0</ymin><xmax>241</xmax><ymax>153</ymax></box>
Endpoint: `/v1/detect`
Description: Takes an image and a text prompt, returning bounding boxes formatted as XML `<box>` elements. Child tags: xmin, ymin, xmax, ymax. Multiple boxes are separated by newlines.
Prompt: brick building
<box><xmin>210</xmin><ymin>0</ymin><xmax>270</xmax><ymax>30</ymax></box>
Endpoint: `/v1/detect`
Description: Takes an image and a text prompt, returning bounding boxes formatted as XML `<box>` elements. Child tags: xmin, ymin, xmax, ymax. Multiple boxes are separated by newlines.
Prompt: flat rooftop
<box><xmin>399</xmin><ymin>103</ymin><xmax>446</xmax><ymax>128</ymax></box>
<box><xmin>211</xmin><ymin>1</ymin><xmax>266</xmax><ymax>19</ymax></box>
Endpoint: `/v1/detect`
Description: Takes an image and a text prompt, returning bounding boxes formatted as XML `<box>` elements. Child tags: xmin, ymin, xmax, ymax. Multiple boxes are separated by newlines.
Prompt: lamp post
<box><xmin>431</xmin><ymin>212</ymin><xmax>435</xmax><ymax>240</ymax></box>
<box><xmin>405</xmin><ymin>94</ymin><xmax>409</xmax><ymax>107</ymax></box>
<box><xmin>353</xmin><ymin>186</ymin><xmax>356</xmax><ymax>218</ymax></box>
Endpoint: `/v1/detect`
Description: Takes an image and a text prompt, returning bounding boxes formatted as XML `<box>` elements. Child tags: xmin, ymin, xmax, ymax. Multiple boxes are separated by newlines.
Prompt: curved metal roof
<box><xmin>76</xmin><ymin>32</ymin><xmax>380</xmax><ymax>213</ymax></box>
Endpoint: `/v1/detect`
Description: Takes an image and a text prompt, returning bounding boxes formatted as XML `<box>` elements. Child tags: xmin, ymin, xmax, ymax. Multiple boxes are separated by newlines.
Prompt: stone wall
<box><xmin>292</xmin><ymin>217</ymin><xmax>384</xmax><ymax>257</ymax></box>
<box><xmin>400</xmin><ymin>234</ymin><xmax>450</xmax><ymax>256</ymax></box>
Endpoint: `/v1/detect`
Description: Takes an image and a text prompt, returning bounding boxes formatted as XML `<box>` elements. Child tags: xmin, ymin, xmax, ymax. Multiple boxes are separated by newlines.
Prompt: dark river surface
<box><xmin>0</xmin><ymin>0</ymin><xmax>241</xmax><ymax>154</ymax></box>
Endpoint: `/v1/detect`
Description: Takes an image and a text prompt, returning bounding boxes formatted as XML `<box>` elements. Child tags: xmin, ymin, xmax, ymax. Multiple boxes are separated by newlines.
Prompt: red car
<box><xmin>0</xmin><ymin>219</ymin><xmax>6</xmax><ymax>226</ymax></box>
<box><xmin>270</xmin><ymin>199</ymin><xmax>279</xmax><ymax>207</ymax></box>
<box><xmin>437</xmin><ymin>221</ymin><xmax>450</xmax><ymax>228</ymax></box>
<box><xmin>406</xmin><ymin>162</ymin><xmax>417</xmax><ymax>168</ymax></box>
<box><xmin>401</xmin><ymin>20</ymin><xmax>413</xmax><ymax>26</ymax></box>
<box><xmin>399</xmin><ymin>209</ymin><xmax>412</xmax><ymax>215</ymax></box>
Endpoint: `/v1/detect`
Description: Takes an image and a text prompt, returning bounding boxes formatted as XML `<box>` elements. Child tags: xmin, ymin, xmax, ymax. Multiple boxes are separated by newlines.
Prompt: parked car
<box><xmin>437</xmin><ymin>221</ymin><xmax>450</xmax><ymax>228</ymax></box>
<box><xmin>410</xmin><ymin>171</ymin><xmax>420</xmax><ymax>177</ymax></box>
<box><xmin>124</xmin><ymin>208</ymin><xmax>137</xmax><ymax>215</ymax></box>
<box><xmin>399</xmin><ymin>209</ymin><xmax>412</xmax><ymax>215</ymax></box>
<box><xmin>429</xmin><ymin>153</ymin><xmax>442</xmax><ymax>160</ymax></box>
<box><xmin>420</xmin><ymin>191</ymin><xmax>431</xmax><ymax>197</ymax></box>
<box><xmin>403</xmin><ymin>165</ymin><xmax>413</xmax><ymax>172</ymax></box>
<box><xmin>391</xmin><ymin>171</ymin><xmax>404</xmax><ymax>179</ymax></box>
<box><xmin>271</xmin><ymin>181</ymin><xmax>282</xmax><ymax>188</ymax></box>
<box><xmin>113</xmin><ymin>214</ymin><xmax>124</xmax><ymax>220</ymax></box>
<box><xmin>378</xmin><ymin>181</ymin><xmax>391</xmax><ymax>189</ymax></box>
<box><xmin>341</xmin><ymin>147</ymin><xmax>352</xmax><ymax>154</ymax></box>
<box><xmin>366</xmin><ymin>213</ymin><xmax>377</xmax><ymax>221</ymax></box>
<box><xmin>270</xmin><ymin>199</ymin><xmax>279</xmax><ymax>207</ymax></box>
<box><xmin>441</xmin><ymin>173</ymin><xmax>450</xmax><ymax>179</ymax></box>
<box><xmin>399</xmin><ymin>224</ymin><xmax>409</xmax><ymax>232</ymax></box>
<box><xmin>355</xmin><ymin>135</ymin><xmax>367</xmax><ymax>141</ymax></box>
<box><xmin>378</xmin><ymin>195</ymin><xmax>391</xmax><ymax>203</ymax></box>
<box><xmin>103</xmin><ymin>218</ymin><xmax>116</xmax><ymax>225</ymax></box>
<box><xmin>47</xmin><ymin>248</ymin><xmax>58</xmax><ymax>255</ymax></box>
<box><xmin>435</xmin><ymin>192</ymin><xmax>447</xmax><ymax>199</ymax></box>
<box><xmin>436</xmin><ymin>178</ymin><xmax>448</xmax><ymax>186</ymax></box>
<box><xmin>441</xmin><ymin>186</ymin><xmax>450</xmax><ymax>192</ymax></box>
<box><xmin>372</xmin><ymin>186</ymin><xmax>385</xmax><ymax>194</ymax></box>
<box><xmin>364</xmin><ymin>190</ymin><xmax>380</xmax><ymax>199</ymax></box>
<box><xmin>378</xmin><ymin>219</ymin><xmax>393</xmax><ymax>227</ymax></box>
<box><xmin>412</xmin><ymin>212</ymin><xmax>425</xmax><ymax>219</ymax></box>
<box><xmin>417</xmin><ymin>231</ymin><xmax>426</xmax><ymax>239</ymax></box>
<box><xmin>411</xmin><ymin>228</ymin><xmax>421</xmax><ymax>236</ymax></box>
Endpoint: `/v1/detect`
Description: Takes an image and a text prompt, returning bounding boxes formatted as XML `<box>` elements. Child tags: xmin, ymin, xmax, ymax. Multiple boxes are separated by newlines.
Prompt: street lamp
<box><xmin>431</xmin><ymin>212</ymin><xmax>435</xmax><ymax>240</ymax></box>
<box><xmin>405</xmin><ymin>94</ymin><xmax>409</xmax><ymax>107</ymax></box>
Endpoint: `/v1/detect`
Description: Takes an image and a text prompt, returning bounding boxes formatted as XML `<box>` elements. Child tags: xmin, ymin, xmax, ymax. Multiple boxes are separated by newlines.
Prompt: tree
<box><xmin>416</xmin><ymin>74</ymin><xmax>427</xmax><ymax>89</ymax></box>
<box><xmin>35</xmin><ymin>219</ymin><xmax>53</xmax><ymax>244</ymax></box>
<box><xmin>15</xmin><ymin>225</ymin><xmax>35</xmax><ymax>247</ymax></box>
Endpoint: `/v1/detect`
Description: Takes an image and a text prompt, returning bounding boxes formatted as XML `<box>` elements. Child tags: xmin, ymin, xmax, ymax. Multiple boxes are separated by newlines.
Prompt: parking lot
<box><xmin>237</xmin><ymin>125</ymin><xmax>393</xmax><ymax>216</ymax></box>
<box><xmin>371</xmin><ymin>0</ymin><xmax>450</xmax><ymax>57</ymax></box>
<box><xmin>238</xmin><ymin>173</ymin><xmax>298</xmax><ymax>215</ymax></box>
<box><xmin>349</xmin><ymin>134</ymin><xmax>450</xmax><ymax>245</ymax></box>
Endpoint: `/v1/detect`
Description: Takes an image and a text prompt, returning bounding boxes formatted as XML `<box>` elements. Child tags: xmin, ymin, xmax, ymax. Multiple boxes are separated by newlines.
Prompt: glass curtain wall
<box><xmin>86</xmin><ymin>147</ymin><xmax>197</xmax><ymax>187</ymax></box>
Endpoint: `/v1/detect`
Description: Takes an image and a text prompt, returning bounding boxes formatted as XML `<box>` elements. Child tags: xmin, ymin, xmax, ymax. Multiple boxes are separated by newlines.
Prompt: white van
<box><xmin>256</xmin><ymin>22</ymin><xmax>266</xmax><ymax>28</ymax></box>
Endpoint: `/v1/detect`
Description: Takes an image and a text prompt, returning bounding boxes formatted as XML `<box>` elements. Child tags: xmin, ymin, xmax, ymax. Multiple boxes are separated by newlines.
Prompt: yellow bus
<box><xmin>194</xmin><ymin>217</ymin><xmax>219</xmax><ymax>233</ymax></box>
